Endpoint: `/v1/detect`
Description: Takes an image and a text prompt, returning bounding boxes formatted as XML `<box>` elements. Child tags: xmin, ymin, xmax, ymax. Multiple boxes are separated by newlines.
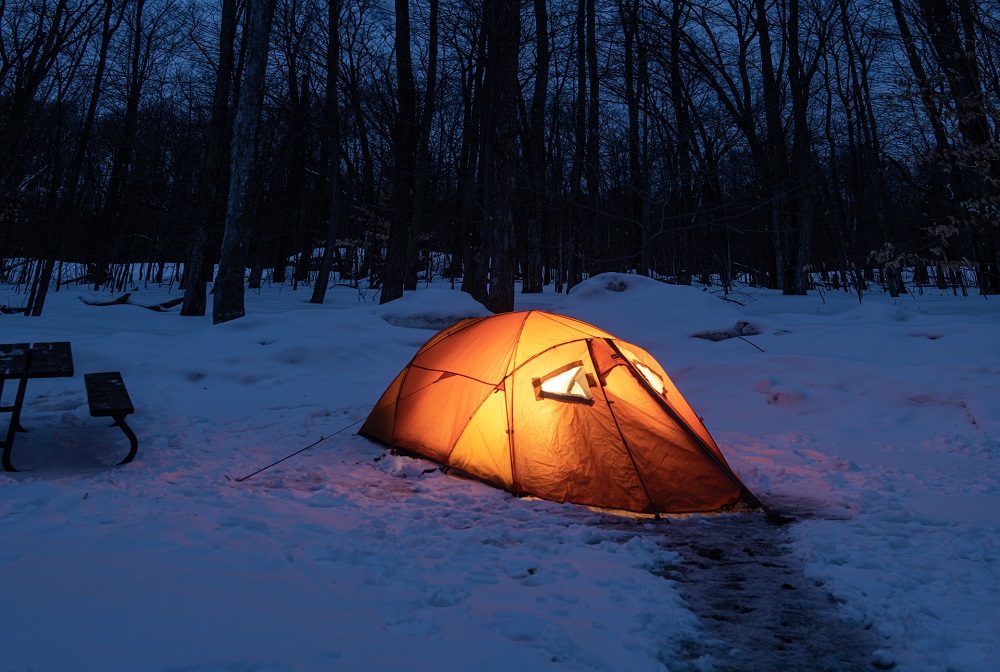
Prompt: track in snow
<box><xmin>641</xmin><ymin>500</ymin><xmax>886</xmax><ymax>671</ymax></box>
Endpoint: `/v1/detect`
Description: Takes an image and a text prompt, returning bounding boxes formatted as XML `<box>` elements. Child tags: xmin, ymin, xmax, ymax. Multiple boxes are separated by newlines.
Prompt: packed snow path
<box><xmin>641</xmin><ymin>505</ymin><xmax>885</xmax><ymax>672</ymax></box>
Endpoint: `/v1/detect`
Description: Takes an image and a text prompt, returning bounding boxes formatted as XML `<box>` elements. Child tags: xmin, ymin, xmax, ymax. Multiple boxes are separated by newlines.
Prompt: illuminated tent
<box><xmin>360</xmin><ymin>310</ymin><xmax>759</xmax><ymax>514</ymax></box>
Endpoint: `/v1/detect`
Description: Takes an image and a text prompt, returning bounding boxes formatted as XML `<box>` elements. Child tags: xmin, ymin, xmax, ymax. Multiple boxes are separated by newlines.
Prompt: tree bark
<box><xmin>311</xmin><ymin>0</ymin><xmax>343</xmax><ymax>305</ymax></box>
<box><xmin>619</xmin><ymin>0</ymin><xmax>647</xmax><ymax>275</ymax></box>
<box><xmin>380</xmin><ymin>0</ymin><xmax>418</xmax><ymax>304</ymax></box>
<box><xmin>182</xmin><ymin>0</ymin><xmax>237</xmax><ymax>317</ymax></box>
<box><xmin>567</xmin><ymin>0</ymin><xmax>587</xmax><ymax>290</ymax></box>
<box><xmin>213</xmin><ymin>0</ymin><xmax>278</xmax><ymax>324</ymax></box>
<box><xmin>584</xmin><ymin>0</ymin><xmax>600</xmax><ymax>250</ymax></box>
<box><xmin>459</xmin><ymin>20</ymin><xmax>488</xmax><ymax>304</ymax></box>
<box><xmin>483</xmin><ymin>0</ymin><xmax>520</xmax><ymax>313</ymax></box>
<box><xmin>522</xmin><ymin>0</ymin><xmax>549</xmax><ymax>294</ymax></box>
<box><xmin>405</xmin><ymin>0</ymin><xmax>439</xmax><ymax>291</ymax></box>
<box><xmin>753</xmin><ymin>0</ymin><xmax>791</xmax><ymax>291</ymax></box>
<box><xmin>787</xmin><ymin>0</ymin><xmax>813</xmax><ymax>295</ymax></box>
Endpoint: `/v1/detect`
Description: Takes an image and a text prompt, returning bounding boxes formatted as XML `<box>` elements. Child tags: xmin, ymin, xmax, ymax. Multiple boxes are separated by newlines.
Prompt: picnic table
<box><xmin>1</xmin><ymin>342</ymin><xmax>137</xmax><ymax>471</ymax></box>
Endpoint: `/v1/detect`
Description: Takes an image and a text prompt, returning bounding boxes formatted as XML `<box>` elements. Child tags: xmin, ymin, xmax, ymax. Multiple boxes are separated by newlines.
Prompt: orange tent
<box><xmin>360</xmin><ymin>310</ymin><xmax>759</xmax><ymax>514</ymax></box>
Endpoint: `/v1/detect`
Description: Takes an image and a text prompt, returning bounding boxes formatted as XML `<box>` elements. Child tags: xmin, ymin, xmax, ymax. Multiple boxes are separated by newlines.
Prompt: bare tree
<box><xmin>521</xmin><ymin>0</ymin><xmax>549</xmax><ymax>293</ymax></box>
<box><xmin>182</xmin><ymin>0</ymin><xmax>238</xmax><ymax>317</ymax></box>
<box><xmin>380</xmin><ymin>0</ymin><xmax>418</xmax><ymax>304</ymax></box>
<box><xmin>404</xmin><ymin>0</ymin><xmax>439</xmax><ymax>291</ymax></box>
<box><xmin>214</xmin><ymin>0</ymin><xmax>278</xmax><ymax>324</ymax></box>
<box><xmin>24</xmin><ymin>0</ymin><xmax>125</xmax><ymax>316</ymax></box>
<box><xmin>482</xmin><ymin>0</ymin><xmax>520</xmax><ymax>312</ymax></box>
<box><xmin>310</xmin><ymin>0</ymin><xmax>345</xmax><ymax>304</ymax></box>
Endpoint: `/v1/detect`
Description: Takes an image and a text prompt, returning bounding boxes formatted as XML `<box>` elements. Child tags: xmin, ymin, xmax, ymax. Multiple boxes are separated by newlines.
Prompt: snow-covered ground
<box><xmin>1</xmin><ymin>273</ymin><xmax>997</xmax><ymax>671</ymax></box>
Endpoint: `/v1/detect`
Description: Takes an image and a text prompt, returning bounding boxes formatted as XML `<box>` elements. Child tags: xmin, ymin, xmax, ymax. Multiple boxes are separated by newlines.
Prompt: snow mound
<box><xmin>371</xmin><ymin>288</ymin><xmax>489</xmax><ymax>330</ymax></box>
<box><xmin>563</xmin><ymin>272</ymin><xmax>725</xmax><ymax>309</ymax></box>
<box><xmin>552</xmin><ymin>273</ymin><xmax>747</xmax><ymax>349</ymax></box>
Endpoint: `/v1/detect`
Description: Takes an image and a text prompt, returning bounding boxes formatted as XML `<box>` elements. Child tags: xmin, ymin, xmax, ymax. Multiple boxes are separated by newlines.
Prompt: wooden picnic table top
<box><xmin>0</xmin><ymin>342</ymin><xmax>74</xmax><ymax>379</ymax></box>
<box><xmin>0</xmin><ymin>343</ymin><xmax>30</xmax><ymax>378</ymax></box>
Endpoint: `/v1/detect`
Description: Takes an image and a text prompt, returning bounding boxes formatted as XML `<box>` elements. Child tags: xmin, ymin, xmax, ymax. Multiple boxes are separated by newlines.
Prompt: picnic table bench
<box><xmin>84</xmin><ymin>372</ymin><xmax>138</xmax><ymax>466</ymax></box>
<box><xmin>1</xmin><ymin>342</ymin><xmax>138</xmax><ymax>471</ymax></box>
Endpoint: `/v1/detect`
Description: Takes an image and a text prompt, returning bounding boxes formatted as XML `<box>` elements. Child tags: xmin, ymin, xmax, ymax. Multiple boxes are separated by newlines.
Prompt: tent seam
<box><xmin>607</xmin><ymin>339</ymin><xmax>761</xmax><ymax>509</ymax></box>
<box><xmin>589</xmin><ymin>339</ymin><xmax>659</xmax><ymax>516</ymax></box>
<box><xmin>506</xmin><ymin>312</ymin><xmax>533</xmax><ymax>494</ymax></box>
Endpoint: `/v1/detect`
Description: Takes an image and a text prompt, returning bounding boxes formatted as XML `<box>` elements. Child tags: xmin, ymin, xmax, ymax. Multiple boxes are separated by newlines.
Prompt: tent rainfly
<box><xmin>360</xmin><ymin>311</ymin><xmax>760</xmax><ymax>514</ymax></box>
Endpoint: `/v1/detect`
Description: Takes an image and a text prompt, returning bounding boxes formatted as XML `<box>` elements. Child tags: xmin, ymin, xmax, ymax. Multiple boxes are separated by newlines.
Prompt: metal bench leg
<box><xmin>1</xmin><ymin>378</ymin><xmax>30</xmax><ymax>472</ymax></box>
<box><xmin>111</xmin><ymin>413</ymin><xmax>139</xmax><ymax>465</ymax></box>
<box><xmin>1</xmin><ymin>440</ymin><xmax>15</xmax><ymax>472</ymax></box>
<box><xmin>9</xmin><ymin>376</ymin><xmax>29</xmax><ymax>433</ymax></box>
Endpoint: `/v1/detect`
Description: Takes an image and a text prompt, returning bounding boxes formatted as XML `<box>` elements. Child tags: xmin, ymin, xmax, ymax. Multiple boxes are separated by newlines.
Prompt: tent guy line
<box><xmin>228</xmin><ymin>373</ymin><xmax>449</xmax><ymax>482</ymax></box>
<box><xmin>228</xmin><ymin>423</ymin><xmax>356</xmax><ymax>482</ymax></box>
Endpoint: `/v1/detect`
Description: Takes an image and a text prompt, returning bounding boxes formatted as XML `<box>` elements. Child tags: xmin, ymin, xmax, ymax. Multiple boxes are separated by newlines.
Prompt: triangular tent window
<box><xmin>633</xmin><ymin>361</ymin><xmax>665</xmax><ymax>395</ymax></box>
<box><xmin>536</xmin><ymin>362</ymin><xmax>593</xmax><ymax>402</ymax></box>
<box><xmin>618</xmin><ymin>347</ymin><xmax>666</xmax><ymax>395</ymax></box>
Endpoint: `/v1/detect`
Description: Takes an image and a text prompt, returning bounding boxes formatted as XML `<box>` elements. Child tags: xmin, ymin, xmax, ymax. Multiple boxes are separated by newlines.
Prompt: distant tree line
<box><xmin>2</xmin><ymin>0</ymin><xmax>999</xmax><ymax>320</ymax></box>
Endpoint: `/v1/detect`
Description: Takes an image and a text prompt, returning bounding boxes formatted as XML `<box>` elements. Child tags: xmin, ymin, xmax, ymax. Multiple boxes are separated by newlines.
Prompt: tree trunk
<box><xmin>213</xmin><ymin>0</ymin><xmax>278</xmax><ymax>324</ymax></box>
<box><xmin>96</xmin><ymin>0</ymin><xmax>147</xmax><ymax>291</ymax></box>
<box><xmin>753</xmin><ymin>0</ymin><xmax>790</xmax><ymax>292</ymax></box>
<box><xmin>619</xmin><ymin>0</ymin><xmax>646</xmax><ymax>274</ymax></box>
<box><xmin>584</xmin><ymin>0</ymin><xmax>600</xmax><ymax>265</ymax></box>
<box><xmin>670</xmin><ymin>0</ymin><xmax>696</xmax><ymax>280</ymax></box>
<box><xmin>182</xmin><ymin>0</ymin><xmax>237</xmax><ymax>317</ymax></box>
<box><xmin>787</xmin><ymin>0</ymin><xmax>813</xmax><ymax>295</ymax></box>
<box><xmin>381</xmin><ymin>0</ymin><xmax>418</xmax><ymax>304</ymax></box>
<box><xmin>459</xmin><ymin>23</ymin><xmax>488</xmax><ymax>303</ymax></box>
<box><xmin>567</xmin><ymin>0</ymin><xmax>587</xmax><ymax>290</ymax></box>
<box><xmin>522</xmin><ymin>0</ymin><xmax>549</xmax><ymax>294</ymax></box>
<box><xmin>483</xmin><ymin>0</ymin><xmax>520</xmax><ymax>313</ymax></box>
<box><xmin>405</xmin><ymin>0</ymin><xmax>439</xmax><ymax>292</ymax></box>
<box><xmin>311</xmin><ymin>0</ymin><xmax>343</xmax><ymax>305</ymax></box>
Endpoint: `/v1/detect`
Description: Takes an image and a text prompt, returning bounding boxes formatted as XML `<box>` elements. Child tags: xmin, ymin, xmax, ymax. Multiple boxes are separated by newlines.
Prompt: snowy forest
<box><xmin>2</xmin><ymin>0</ymin><xmax>1000</xmax><ymax>321</ymax></box>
